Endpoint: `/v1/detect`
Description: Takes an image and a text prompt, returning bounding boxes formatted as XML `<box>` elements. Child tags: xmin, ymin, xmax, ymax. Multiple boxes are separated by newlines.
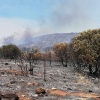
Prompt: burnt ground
<box><xmin>0</xmin><ymin>59</ymin><xmax>100</xmax><ymax>100</ymax></box>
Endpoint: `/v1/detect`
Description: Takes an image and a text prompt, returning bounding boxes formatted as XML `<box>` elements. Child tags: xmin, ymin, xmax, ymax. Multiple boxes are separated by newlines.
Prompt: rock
<box><xmin>28</xmin><ymin>82</ymin><xmax>32</xmax><ymax>85</ymax></box>
<box><xmin>63</xmin><ymin>76</ymin><xmax>65</xmax><ymax>78</ymax></box>
<box><xmin>16</xmin><ymin>86</ymin><xmax>21</xmax><ymax>90</ymax></box>
<box><xmin>92</xmin><ymin>78</ymin><xmax>95</xmax><ymax>80</ymax></box>
<box><xmin>5</xmin><ymin>63</ymin><xmax>8</xmax><ymax>65</ymax></box>
<box><xmin>35</xmin><ymin>87</ymin><xmax>46</xmax><ymax>94</ymax></box>
<box><xmin>32</xmin><ymin>94</ymin><xmax>38</xmax><ymax>98</ymax></box>
<box><xmin>1</xmin><ymin>72</ymin><xmax>5</xmax><ymax>75</ymax></box>
<box><xmin>15</xmin><ymin>95</ymin><xmax>20</xmax><ymax>100</ymax></box>
<box><xmin>89</xmin><ymin>90</ymin><xmax>93</xmax><ymax>93</ymax></box>
<box><xmin>21</xmin><ymin>95</ymin><xmax>25</xmax><ymax>97</ymax></box>
<box><xmin>97</xmin><ymin>96</ymin><xmax>100</xmax><ymax>99</ymax></box>
<box><xmin>37</xmin><ymin>73</ymin><xmax>42</xmax><ymax>76</ymax></box>
<box><xmin>10</xmin><ymin>81</ymin><xmax>16</xmax><ymax>84</ymax></box>
<box><xmin>38</xmin><ymin>94</ymin><xmax>44</xmax><ymax>97</ymax></box>
<box><xmin>51</xmin><ymin>87</ymin><xmax>57</xmax><ymax>90</ymax></box>
<box><xmin>2</xmin><ymin>93</ymin><xmax>19</xmax><ymax>100</ymax></box>
<box><xmin>33</xmin><ymin>82</ymin><xmax>39</xmax><ymax>86</ymax></box>
<box><xmin>67</xmin><ymin>88</ymin><xmax>72</xmax><ymax>90</ymax></box>
<box><xmin>7</xmin><ymin>83</ymin><xmax>11</xmax><ymax>87</ymax></box>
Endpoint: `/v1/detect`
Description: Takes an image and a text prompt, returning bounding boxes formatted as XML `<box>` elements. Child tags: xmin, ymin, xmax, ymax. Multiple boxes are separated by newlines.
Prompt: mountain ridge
<box><xmin>19</xmin><ymin>32</ymin><xmax>79</xmax><ymax>51</ymax></box>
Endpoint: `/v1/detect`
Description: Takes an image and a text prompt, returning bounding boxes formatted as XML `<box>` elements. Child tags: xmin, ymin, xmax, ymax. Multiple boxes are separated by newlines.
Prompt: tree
<box><xmin>1</xmin><ymin>44</ymin><xmax>21</xmax><ymax>60</ymax></box>
<box><xmin>26</xmin><ymin>47</ymin><xmax>39</xmax><ymax>75</ymax></box>
<box><xmin>54</xmin><ymin>43</ymin><xmax>68</xmax><ymax>67</ymax></box>
<box><xmin>70</xmin><ymin>29</ymin><xmax>100</xmax><ymax>75</ymax></box>
<box><xmin>34</xmin><ymin>52</ymin><xmax>41</xmax><ymax>64</ymax></box>
<box><xmin>0</xmin><ymin>47</ymin><xmax>3</xmax><ymax>58</ymax></box>
<box><xmin>47</xmin><ymin>51</ymin><xmax>52</xmax><ymax>66</ymax></box>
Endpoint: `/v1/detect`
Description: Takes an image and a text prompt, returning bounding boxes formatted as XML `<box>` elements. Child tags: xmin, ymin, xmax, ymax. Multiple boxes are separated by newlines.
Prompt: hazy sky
<box><xmin>0</xmin><ymin>0</ymin><xmax>100</xmax><ymax>44</ymax></box>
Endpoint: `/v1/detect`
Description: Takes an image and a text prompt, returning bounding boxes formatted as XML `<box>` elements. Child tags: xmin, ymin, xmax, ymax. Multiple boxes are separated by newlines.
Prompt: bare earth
<box><xmin>0</xmin><ymin>59</ymin><xmax>100</xmax><ymax>100</ymax></box>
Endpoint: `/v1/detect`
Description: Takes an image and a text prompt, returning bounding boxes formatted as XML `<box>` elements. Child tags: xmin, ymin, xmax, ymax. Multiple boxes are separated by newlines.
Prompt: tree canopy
<box><xmin>0</xmin><ymin>44</ymin><xmax>21</xmax><ymax>59</ymax></box>
<box><xmin>70</xmin><ymin>29</ymin><xmax>100</xmax><ymax>74</ymax></box>
<box><xmin>54</xmin><ymin>43</ymin><xmax>68</xmax><ymax>67</ymax></box>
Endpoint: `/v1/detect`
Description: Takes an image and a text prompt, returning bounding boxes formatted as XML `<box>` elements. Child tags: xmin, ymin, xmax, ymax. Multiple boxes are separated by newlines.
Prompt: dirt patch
<box><xmin>48</xmin><ymin>89</ymin><xmax>68</xmax><ymax>96</ymax></box>
<box><xmin>69</xmin><ymin>92</ymin><xmax>100</xmax><ymax>100</ymax></box>
<box><xmin>48</xmin><ymin>89</ymin><xmax>100</xmax><ymax>99</ymax></box>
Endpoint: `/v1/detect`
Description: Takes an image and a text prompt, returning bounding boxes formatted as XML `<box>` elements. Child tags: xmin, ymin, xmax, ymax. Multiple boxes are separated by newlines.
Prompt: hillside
<box><xmin>19</xmin><ymin>33</ymin><xmax>79</xmax><ymax>51</ymax></box>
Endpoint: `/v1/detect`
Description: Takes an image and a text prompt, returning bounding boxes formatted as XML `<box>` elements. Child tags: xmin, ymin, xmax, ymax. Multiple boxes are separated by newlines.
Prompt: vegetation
<box><xmin>54</xmin><ymin>43</ymin><xmax>69</xmax><ymax>67</ymax></box>
<box><xmin>70</xmin><ymin>29</ymin><xmax>100</xmax><ymax>75</ymax></box>
<box><xmin>0</xmin><ymin>44</ymin><xmax>21</xmax><ymax>60</ymax></box>
<box><xmin>0</xmin><ymin>28</ymin><xmax>100</xmax><ymax>77</ymax></box>
<box><xmin>46</xmin><ymin>51</ymin><xmax>52</xmax><ymax>66</ymax></box>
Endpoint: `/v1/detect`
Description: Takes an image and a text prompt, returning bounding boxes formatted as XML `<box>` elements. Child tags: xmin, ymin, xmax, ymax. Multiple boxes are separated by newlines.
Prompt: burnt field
<box><xmin>0</xmin><ymin>59</ymin><xmax>100</xmax><ymax>100</ymax></box>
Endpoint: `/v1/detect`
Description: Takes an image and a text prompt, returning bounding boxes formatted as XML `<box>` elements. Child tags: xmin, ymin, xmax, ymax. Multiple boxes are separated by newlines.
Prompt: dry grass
<box><xmin>75</xmin><ymin>72</ymin><xmax>94</xmax><ymax>86</ymax></box>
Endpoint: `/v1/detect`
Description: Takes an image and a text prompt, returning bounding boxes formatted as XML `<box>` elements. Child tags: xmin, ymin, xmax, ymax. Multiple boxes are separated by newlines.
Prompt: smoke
<box><xmin>50</xmin><ymin>0</ymin><xmax>94</xmax><ymax>32</ymax></box>
<box><xmin>3</xmin><ymin>35</ymin><xmax>14</xmax><ymax>45</ymax></box>
<box><xmin>3</xmin><ymin>28</ymin><xmax>34</xmax><ymax>45</ymax></box>
<box><xmin>32</xmin><ymin>0</ymin><xmax>95</xmax><ymax>34</ymax></box>
<box><xmin>22</xmin><ymin>28</ymin><xmax>33</xmax><ymax>43</ymax></box>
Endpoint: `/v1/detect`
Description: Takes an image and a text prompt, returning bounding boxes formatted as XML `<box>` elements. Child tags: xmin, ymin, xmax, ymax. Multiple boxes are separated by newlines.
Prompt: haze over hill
<box><xmin>2</xmin><ymin>32</ymin><xmax>79</xmax><ymax>51</ymax></box>
<box><xmin>19</xmin><ymin>33</ymin><xmax>79</xmax><ymax>51</ymax></box>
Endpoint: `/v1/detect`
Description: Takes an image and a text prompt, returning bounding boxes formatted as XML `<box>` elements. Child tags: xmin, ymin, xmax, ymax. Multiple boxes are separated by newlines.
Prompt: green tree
<box><xmin>70</xmin><ymin>29</ymin><xmax>100</xmax><ymax>75</ymax></box>
<box><xmin>2</xmin><ymin>44</ymin><xmax>21</xmax><ymax>59</ymax></box>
